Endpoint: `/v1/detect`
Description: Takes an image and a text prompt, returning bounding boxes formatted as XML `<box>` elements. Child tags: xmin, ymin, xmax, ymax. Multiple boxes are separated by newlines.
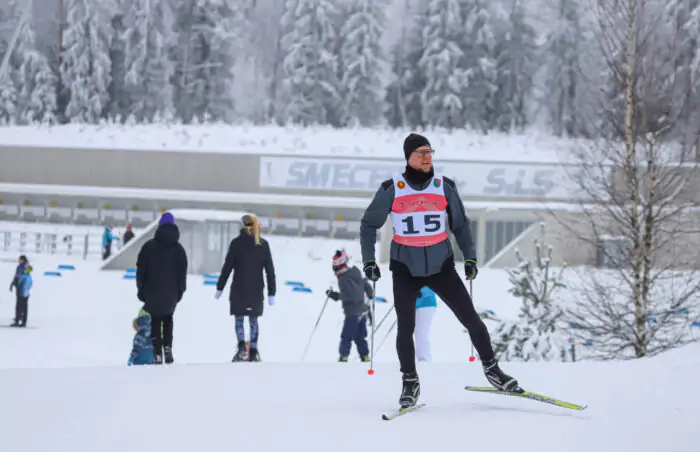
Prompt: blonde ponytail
<box><xmin>242</xmin><ymin>214</ymin><xmax>262</xmax><ymax>245</ymax></box>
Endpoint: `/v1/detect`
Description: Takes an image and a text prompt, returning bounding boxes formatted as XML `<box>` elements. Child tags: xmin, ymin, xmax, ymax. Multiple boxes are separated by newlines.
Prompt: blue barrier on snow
<box><xmin>57</xmin><ymin>264</ymin><xmax>75</xmax><ymax>270</ymax></box>
<box><xmin>43</xmin><ymin>271</ymin><xmax>62</xmax><ymax>277</ymax></box>
<box><xmin>376</xmin><ymin>297</ymin><xmax>387</xmax><ymax>303</ymax></box>
<box><xmin>692</xmin><ymin>322</ymin><xmax>700</xmax><ymax>328</ymax></box>
<box><xmin>203</xmin><ymin>280</ymin><xmax>217</xmax><ymax>286</ymax></box>
<box><xmin>285</xmin><ymin>281</ymin><xmax>305</xmax><ymax>287</ymax></box>
<box><xmin>125</xmin><ymin>268</ymin><xmax>136</xmax><ymax>273</ymax></box>
<box><xmin>122</xmin><ymin>274</ymin><xmax>136</xmax><ymax>280</ymax></box>
<box><xmin>293</xmin><ymin>287</ymin><xmax>312</xmax><ymax>293</ymax></box>
<box><xmin>203</xmin><ymin>273</ymin><xmax>219</xmax><ymax>279</ymax></box>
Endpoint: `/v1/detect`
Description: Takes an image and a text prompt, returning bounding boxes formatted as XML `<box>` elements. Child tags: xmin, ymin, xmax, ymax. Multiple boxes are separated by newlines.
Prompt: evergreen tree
<box><xmin>492</xmin><ymin>224</ymin><xmax>568</xmax><ymax>362</ymax></box>
<box><xmin>14</xmin><ymin>18</ymin><xmax>57</xmax><ymax>123</ymax></box>
<box><xmin>172</xmin><ymin>0</ymin><xmax>241</xmax><ymax>123</ymax></box>
<box><xmin>493</xmin><ymin>0</ymin><xmax>537</xmax><ymax>132</ymax></box>
<box><xmin>337</xmin><ymin>0</ymin><xmax>387</xmax><ymax>127</ymax></box>
<box><xmin>384</xmin><ymin>2</ymin><xmax>429</xmax><ymax>128</ymax></box>
<box><xmin>460</xmin><ymin>0</ymin><xmax>499</xmax><ymax>132</ymax></box>
<box><xmin>542</xmin><ymin>0</ymin><xmax>588</xmax><ymax>137</ymax></box>
<box><xmin>121</xmin><ymin>0</ymin><xmax>176</xmax><ymax>122</ymax></box>
<box><xmin>279</xmin><ymin>0</ymin><xmax>342</xmax><ymax>126</ymax></box>
<box><xmin>60</xmin><ymin>0</ymin><xmax>114</xmax><ymax>123</ymax></box>
<box><xmin>0</xmin><ymin>4</ymin><xmax>19</xmax><ymax>124</ymax></box>
<box><xmin>418</xmin><ymin>0</ymin><xmax>466</xmax><ymax>129</ymax></box>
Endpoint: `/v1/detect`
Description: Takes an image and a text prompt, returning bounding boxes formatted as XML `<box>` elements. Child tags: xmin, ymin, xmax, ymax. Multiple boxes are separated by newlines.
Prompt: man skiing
<box><xmin>360</xmin><ymin>133</ymin><xmax>518</xmax><ymax>409</ymax></box>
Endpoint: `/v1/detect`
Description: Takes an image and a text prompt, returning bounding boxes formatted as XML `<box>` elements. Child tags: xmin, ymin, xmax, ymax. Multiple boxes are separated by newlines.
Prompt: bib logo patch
<box><xmin>397</xmin><ymin>180</ymin><xmax>406</xmax><ymax>189</ymax></box>
<box><xmin>433</xmin><ymin>178</ymin><xmax>441</xmax><ymax>188</ymax></box>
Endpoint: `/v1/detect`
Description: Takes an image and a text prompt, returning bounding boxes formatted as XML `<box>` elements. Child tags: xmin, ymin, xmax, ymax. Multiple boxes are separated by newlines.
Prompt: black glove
<box><xmin>464</xmin><ymin>259</ymin><xmax>478</xmax><ymax>280</ymax></box>
<box><xmin>363</xmin><ymin>261</ymin><xmax>380</xmax><ymax>282</ymax></box>
<box><xmin>325</xmin><ymin>289</ymin><xmax>340</xmax><ymax>301</ymax></box>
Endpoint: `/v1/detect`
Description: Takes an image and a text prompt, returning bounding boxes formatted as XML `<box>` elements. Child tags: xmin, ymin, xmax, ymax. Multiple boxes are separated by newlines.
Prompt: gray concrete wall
<box><xmin>0</xmin><ymin>144</ymin><xmax>594</xmax><ymax>202</ymax></box>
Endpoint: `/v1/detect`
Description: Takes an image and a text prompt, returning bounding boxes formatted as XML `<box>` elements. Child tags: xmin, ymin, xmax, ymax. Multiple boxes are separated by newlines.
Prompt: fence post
<box><xmin>84</xmin><ymin>234</ymin><xmax>89</xmax><ymax>260</ymax></box>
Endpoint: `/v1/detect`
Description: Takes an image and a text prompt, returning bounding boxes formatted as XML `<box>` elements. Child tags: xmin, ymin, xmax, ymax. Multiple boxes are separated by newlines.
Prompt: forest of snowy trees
<box><xmin>0</xmin><ymin>0</ymin><xmax>698</xmax><ymax>139</ymax></box>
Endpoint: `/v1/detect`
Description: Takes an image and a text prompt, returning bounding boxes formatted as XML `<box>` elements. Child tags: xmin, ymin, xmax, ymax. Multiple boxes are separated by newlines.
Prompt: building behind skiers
<box><xmin>325</xmin><ymin>250</ymin><xmax>374</xmax><ymax>362</ymax></box>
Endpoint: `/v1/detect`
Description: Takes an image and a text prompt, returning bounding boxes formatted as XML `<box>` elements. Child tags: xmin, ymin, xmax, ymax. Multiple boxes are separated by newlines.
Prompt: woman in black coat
<box><xmin>215</xmin><ymin>214</ymin><xmax>276</xmax><ymax>362</ymax></box>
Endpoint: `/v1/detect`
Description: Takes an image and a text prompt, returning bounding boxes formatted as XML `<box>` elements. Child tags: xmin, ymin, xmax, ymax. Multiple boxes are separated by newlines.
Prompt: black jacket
<box><xmin>136</xmin><ymin>223</ymin><xmax>188</xmax><ymax>316</ymax></box>
<box><xmin>216</xmin><ymin>229</ymin><xmax>276</xmax><ymax>317</ymax></box>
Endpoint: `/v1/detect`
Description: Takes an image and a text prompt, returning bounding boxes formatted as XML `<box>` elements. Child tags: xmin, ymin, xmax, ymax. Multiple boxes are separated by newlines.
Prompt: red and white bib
<box><xmin>390</xmin><ymin>173</ymin><xmax>448</xmax><ymax>247</ymax></box>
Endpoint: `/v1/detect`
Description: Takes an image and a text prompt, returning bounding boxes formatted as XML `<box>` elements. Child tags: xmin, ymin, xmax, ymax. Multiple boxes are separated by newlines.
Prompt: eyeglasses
<box><xmin>412</xmin><ymin>149</ymin><xmax>435</xmax><ymax>156</ymax></box>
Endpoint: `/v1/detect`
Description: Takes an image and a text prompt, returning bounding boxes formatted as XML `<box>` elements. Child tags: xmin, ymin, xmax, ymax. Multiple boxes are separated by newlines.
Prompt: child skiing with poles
<box><xmin>325</xmin><ymin>250</ymin><xmax>374</xmax><ymax>362</ymax></box>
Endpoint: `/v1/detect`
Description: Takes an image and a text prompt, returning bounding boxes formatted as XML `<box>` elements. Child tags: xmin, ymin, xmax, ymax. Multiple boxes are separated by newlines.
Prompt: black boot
<box><xmin>163</xmin><ymin>346</ymin><xmax>174</xmax><ymax>364</ymax></box>
<box><xmin>154</xmin><ymin>348</ymin><xmax>163</xmax><ymax>365</ymax></box>
<box><xmin>248</xmin><ymin>348</ymin><xmax>261</xmax><ymax>362</ymax></box>
<box><xmin>232</xmin><ymin>341</ymin><xmax>248</xmax><ymax>362</ymax></box>
<box><xmin>399</xmin><ymin>371</ymin><xmax>420</xmax><ymax>408</ymax></box>
<box><xmin>482</xmin><ymin>358</ymin><xmax>519</xmax><ymax>392</ymax></box>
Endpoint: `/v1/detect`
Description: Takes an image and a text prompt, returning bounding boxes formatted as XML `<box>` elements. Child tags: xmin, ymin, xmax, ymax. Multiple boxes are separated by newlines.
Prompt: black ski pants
<box><xmin>392</xmin><ymin>262</ymin><xmax>495</xmax><ymax>374</ymax></box>
<box><xmin>151</xmin><ymin>314</ymin><xmax>173</xmax><ymax>351</ymax></box>
<box><xmin>14</xmin><ymin>295</ymin><xmax>28</xmax><ymax>326</ymax></box>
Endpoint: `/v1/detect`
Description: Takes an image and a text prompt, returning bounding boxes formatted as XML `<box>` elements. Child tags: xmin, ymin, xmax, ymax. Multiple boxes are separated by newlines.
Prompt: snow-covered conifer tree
<box><xmin>278</xmin><ymin>0</ymin><xmax>341</xmax><ymax>126</ymax></box>
<box><xmin>121</xmin><ymin>0</ymin><xmax>176</xmax><ymax>122</ymax></box>
<box><xmin>337</xmin><ymin>0</ymin><xmax>387</xmax><ymax>127</ymax></box>
<box><xmin>492</xmin><ymin>223</ymin><xmax>568</xmax><ymax>362</ymax></box>
<box><xmin>493</xmin><ymin>0</ymin><xmax>538</xmax><ymax>132</ymax></box>
<box><xmin>418</xmin><ymin>0</ymin><xmax>466</xmax><ymax>129</ymax></box>
<box><xmin>60</xmin><ymin>0</ymin><xmax>114</xmax><ymax>123</ymax></box>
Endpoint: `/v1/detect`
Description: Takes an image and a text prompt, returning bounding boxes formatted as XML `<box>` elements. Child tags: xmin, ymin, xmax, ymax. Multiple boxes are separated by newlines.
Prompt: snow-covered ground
<box><xmin>0</xmin><ymin>123</ymin><xmax>588</xmax><ymax>162</ymax></box>
<box><xmin>0</xmin><ymin>237</ymin><xmax>696</xmax><ymax>452</ymax></box>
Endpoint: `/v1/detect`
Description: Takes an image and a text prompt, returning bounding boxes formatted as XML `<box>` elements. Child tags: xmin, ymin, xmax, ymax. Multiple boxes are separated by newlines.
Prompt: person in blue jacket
<box><xmin>128</xmin><ymin>308</ymin><xmax>155</xmax><ymax>365</ymax></box>
<box><xmin>415</xmin><ymin>286</ymin><xmax>437</xmax><ymax>361</ymax></box>
<box><xmin>11</xmin><ymin>263</ymin><xmax>32</xmax><ymax>327</ymax></box>
<box><xmin>102</xmin><ymin>226</ymin><xmax>114</xmax><ymax>260</ymax></box>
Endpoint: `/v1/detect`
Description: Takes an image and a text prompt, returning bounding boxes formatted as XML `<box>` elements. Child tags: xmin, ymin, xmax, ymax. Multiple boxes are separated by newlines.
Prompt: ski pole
<box><xmin>375</xmin><ymin>318</ymin><xmax>397</xmax><ymax>356</ymax></box>
<box><xmin>368</xmin><ymin>280</ymin><xmax>376</xmax><ymax>375</ymax></box>
<box><xmin>301</xmin><ymin>293</ymin><xmax>331</xmax><ymax>361</ymax></box>
<box><xmin>469</xmin><ymin>279</ymin><xmax>476</xmax><ymax>361</ymax></box>
<box><xmin>374</xmin><ymin>303</ymin><xmax>394</xmax><ymax>331</ymax></box>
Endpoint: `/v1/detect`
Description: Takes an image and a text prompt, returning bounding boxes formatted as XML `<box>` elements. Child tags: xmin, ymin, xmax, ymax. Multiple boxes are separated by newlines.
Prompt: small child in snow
<box><xmin>128</xmin><ymin>308</ymin><xmax>154</xmax><ymax>365</ymax></box>
<box><xmin>325</xmin><ymin>250</ymin><xmax>374</xmax><ymax>362</ymax></box>
<box><xmin>11</xmin><ymin>264</ymin><xmax>32</xmax><ymax>327</ymax></box>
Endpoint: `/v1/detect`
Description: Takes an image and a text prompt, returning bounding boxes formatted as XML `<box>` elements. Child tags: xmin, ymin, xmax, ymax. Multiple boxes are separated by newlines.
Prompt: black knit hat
<box><xmin>403</xmin><ymin>133</ymin><xmax>431</xmax><ymax>160</ymax></box>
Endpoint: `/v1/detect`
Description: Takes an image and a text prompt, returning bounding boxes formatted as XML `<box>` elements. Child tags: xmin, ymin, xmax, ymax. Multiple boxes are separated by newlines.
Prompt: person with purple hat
<box><xmin>136</xmin><ymin>211</ymin><xmax>188</xmax><ymax>364</ymax></box>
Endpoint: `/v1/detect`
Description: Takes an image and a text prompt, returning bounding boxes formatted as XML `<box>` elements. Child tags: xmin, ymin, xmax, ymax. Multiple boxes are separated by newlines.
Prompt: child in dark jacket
<box><xmin>11</xmin><ymin>263</ymin><xmax>32</xmax><ymax>327</ymax></box>
<box><xmin>325</xmin><ymin>250</ymin><xmax>374</xmax><ymax>362</ymax></box>
<box><xmin>128</xmin><ymin>308</ymin><xmax>154</xmax><ymax>365</ymax></box>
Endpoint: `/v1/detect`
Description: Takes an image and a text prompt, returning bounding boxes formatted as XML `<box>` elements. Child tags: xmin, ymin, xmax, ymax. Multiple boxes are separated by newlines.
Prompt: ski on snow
<box><xmin>464</xmin><ymin>386</ymin><xmax>587</xmax><ymax>411</ymax></box>
<box><xmin>381</xmin><ymin>403</ymin><xmax>427</xmax><ymax>420</ymax></box>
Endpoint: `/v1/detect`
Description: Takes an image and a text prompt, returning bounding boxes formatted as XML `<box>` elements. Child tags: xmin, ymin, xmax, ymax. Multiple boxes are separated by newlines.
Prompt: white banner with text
<box><xmin>259</xmin><ymin>157</ymin><xmax>586</xmax><ymax>199</ymax></box>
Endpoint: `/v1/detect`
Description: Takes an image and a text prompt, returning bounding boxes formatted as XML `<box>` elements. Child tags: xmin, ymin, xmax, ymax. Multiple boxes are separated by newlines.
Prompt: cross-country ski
<box><xmin>464</xmin><ymin>386</ymin><xmax>588</xmax><ymax>411</ymax></box>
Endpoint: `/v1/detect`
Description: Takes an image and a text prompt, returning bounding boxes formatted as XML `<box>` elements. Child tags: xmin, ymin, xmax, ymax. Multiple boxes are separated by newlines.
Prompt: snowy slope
<box><xmin>0</xmin><ymin>123</ymin><xmax>588</xmax><ymax>162</ymax></box>
<box><xmin>0</xmin><ymin>238</ymin><xmax>696</xmax><ymax>452</ymax></box>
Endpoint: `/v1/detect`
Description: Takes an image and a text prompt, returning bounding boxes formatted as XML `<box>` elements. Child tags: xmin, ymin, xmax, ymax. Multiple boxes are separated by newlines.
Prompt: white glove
<box><xmin>269</xmin><ymin>296</ymin><xmax>275</xmax><ymax>306</ymax></box>
<box><xmin>214</xmin><ymin>290</ymin><xmax>222</xmax><ymax>300</ymax></box>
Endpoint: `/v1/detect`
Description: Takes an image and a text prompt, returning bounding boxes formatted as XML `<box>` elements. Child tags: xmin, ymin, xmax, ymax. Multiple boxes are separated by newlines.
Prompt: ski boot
<box><xmin>164</xmin><ymin>346</ymin><xmax>174</xmax><ymax>364</ymax></box>
<box><xmin>399</xmin><ymin>371</ymin><xmax>420</xmax><ymax>408</ymax></box>
<box><xmin>232</xmin><ymin>341</ymin><xmax>248</xmax><ymax>362</ymax></box>
<box><xmin>360</xmin><ymin>355</ymin><xmax>370</xmax><ymax>362</ymax></box>
<box><xmin>482</xmin><ymin>358</ymin><xmax>519</xmax><ymax>392</ymax></box>
<box><xmin>248</xmin><ymin>348</ymin><xmax>261</xmax><ymax>362</ymax></box>
<box><xmin>338</xmin><ymin>356</ymin><xmax>349</xmax><ymax>362</ymax></box>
